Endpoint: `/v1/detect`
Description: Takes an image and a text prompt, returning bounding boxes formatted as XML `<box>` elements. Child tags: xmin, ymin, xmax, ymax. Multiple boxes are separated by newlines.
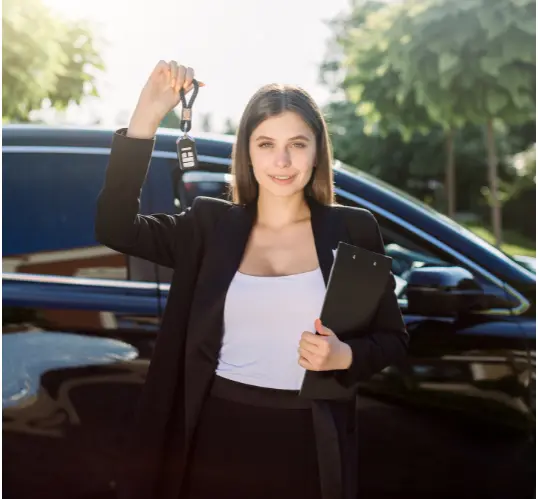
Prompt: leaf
<box><xmin>457</xmin><ymin>0</ymin><xmax>483</xmax><ymax>11</ymax></box>
<box><xmin>501</xmin><ymin>27</ymin><xmax>536</xmax><ymax>64</ymax></box>
<box><xmin>513</xmin><ymin>15</ymin><xmax>536</xmax><ymax>36</ymax></box>
<box><xmin>511</xmin><ymin>0</ymin><xmax>534</xmax><ymax>7</ymax></box>
<box><xmin>438</xmin><ymin>52</ymin><xmax>460</xmax><ymax>74</ymax></box>
<box><xmin>480</xmin><ymin>55</ymin><xmax>503</xmax><ymax>76</ymax></box>
<box><xmin>478</xmin><ymin>8</ymin><xmax>508</xmax><ymax>40</ymax></box>
<box><xmin>2</xmin><ymin>0</ymin><xmax>104</xmax><ymax>121</ymax></box>
<box><xmin>486</xmin><ymin>90</ymin><xmax>510</xmax><ymax>115</ymax></box>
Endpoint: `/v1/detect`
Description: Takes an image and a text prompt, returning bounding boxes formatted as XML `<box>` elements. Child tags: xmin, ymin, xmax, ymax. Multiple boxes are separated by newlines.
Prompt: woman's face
<box><xmin>248</xmin><ymin>111</ymin><xmax>317</xmax><ymax>199</ymax></box>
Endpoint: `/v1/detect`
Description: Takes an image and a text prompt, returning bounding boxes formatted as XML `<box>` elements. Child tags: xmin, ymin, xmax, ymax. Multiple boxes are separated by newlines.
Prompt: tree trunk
<box><xmin>486</xmin><ymin>119</ymin><xmax>502</xmax><ymax>247</ymax></box>
<box><xmin>445</xmin><ymin>128</ymin><xmax>456</xmax><ymax>218</ymax></box>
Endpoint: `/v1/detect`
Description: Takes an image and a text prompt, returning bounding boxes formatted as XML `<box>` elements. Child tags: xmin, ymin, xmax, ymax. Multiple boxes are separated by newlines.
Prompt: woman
<box><xmin>95</xmin><ymin>60</ymin><xmax>408</xmax><ymax>499</ymax></box>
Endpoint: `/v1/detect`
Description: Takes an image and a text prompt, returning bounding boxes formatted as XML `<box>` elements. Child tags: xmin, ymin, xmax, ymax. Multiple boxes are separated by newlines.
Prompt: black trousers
<box><xmin>181</xmin><ymin>375</ymin><xmax>322</xmax><ymax>499</ymax></box>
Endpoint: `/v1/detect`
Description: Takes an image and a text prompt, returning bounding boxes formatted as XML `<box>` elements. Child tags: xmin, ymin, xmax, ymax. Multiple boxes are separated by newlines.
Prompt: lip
<box><xmin>269</xmin><ymin>174</ymin><xmax>297</xmax><ymax>186</ymax></box>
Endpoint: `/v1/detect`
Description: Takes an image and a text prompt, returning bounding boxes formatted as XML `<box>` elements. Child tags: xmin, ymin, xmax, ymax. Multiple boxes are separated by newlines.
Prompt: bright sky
<box><xmin>41</xmin><ymin>0</ymin><xmax>351</xmax><ymax>133</ymax></box>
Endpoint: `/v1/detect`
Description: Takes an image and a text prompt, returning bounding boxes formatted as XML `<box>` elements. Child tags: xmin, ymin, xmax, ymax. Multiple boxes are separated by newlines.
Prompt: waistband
<box><xmin>210</xmin><ymin>375</ymin><xmax>312</xmax><ymax>410</ymax></box>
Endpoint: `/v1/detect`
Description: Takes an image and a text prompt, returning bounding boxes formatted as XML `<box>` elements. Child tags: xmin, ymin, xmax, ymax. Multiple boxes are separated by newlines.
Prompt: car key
<box><xmin>177</xmin><ymin>79</ymin><xmax>200</xmax><ymax>170</ymax></box>
<box><xmin>177</xmin><ymin>135</ymin><xmax>198</xmax><ymax>170</ymax></box>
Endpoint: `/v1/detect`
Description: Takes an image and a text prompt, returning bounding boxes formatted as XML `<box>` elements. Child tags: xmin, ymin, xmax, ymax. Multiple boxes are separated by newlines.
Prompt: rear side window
<box><xmin>2</xmin><ymin>150</ymin><xmax>142</xmax><ymax>280</ymax></box>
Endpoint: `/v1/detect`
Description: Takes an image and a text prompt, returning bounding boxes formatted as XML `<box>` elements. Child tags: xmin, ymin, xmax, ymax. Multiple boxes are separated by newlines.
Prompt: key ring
<box><xmin>179</xmin><ymin>79</ymin><xmax>200</xmax><ymax>134</ymax></box>
<box><xmin>176</xmin><ymin>78</ymin><xmax>201</xmax><ymax>171</ymax></box>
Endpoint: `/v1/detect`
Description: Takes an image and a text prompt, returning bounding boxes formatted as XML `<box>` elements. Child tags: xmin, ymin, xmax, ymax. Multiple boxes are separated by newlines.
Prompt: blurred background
<box><xmin>2</xmin><ymin>0</ymin><xmax>536</xmax><ymax>259</ymax></box>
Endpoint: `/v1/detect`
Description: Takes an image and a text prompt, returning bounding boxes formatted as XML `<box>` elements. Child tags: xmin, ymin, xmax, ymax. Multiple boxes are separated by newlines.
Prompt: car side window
<box><xmin>336</xmin><ymin>194</ymin><xmax>452</xmax><ymax>268</ymax></box>
<box><xmin>172</xmin><ymin>167</ymin><xmax>232</xmax><ymax>212</ymax></box>
<box><xmin>336</xmin><ymin>193</ymin><xmax>517</xmax><ymax>308</ymax></box>
<box><xmin>336</xmin><ymin>193</ymin><xmax>459</xmax><ymax>302</ymax></box>
<box><xmin>2</xmin><ymin>151</ymin><xmax>131</xmax><ymax>281</ymax></box>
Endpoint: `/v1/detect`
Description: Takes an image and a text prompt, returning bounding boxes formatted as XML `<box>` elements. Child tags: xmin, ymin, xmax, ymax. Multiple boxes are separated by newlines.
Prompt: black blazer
<box><xmin>95</xmin><ymin>129</ymin><xmax>409</xmax><ymax>499</ymax></box>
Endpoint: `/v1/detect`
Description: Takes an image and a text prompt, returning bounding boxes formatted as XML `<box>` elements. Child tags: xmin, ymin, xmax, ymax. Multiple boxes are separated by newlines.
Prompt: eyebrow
<box><xmin>255</xmin><ymin>135</ymin><xmax>311</xmax><ymax>141</ymax></box>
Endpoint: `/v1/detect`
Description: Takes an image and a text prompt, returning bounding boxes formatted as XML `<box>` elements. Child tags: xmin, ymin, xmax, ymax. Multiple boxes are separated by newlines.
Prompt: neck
<box><xmin>255</xmin><ymin>190</ymin><xmax>310</xmax><ymax>229</ymax></box>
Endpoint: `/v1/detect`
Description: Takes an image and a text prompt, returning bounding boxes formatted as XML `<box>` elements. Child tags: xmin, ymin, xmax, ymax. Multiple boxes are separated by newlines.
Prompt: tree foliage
<box><xmin>321</xmin><ymin>0</ymin><xmax>535</xmax><ymax>245</ymax></box>
<box><xmin>2</xmin><ymin>0</ymin><xmax>104</xmax><ymax>122</ymax></box>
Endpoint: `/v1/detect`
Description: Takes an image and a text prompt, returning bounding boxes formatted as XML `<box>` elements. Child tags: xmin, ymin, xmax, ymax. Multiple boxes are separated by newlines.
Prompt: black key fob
<box><xmin>177</xmin><ymin>135</ymin><xmax>198</xmax><ymax>170</ymax></box>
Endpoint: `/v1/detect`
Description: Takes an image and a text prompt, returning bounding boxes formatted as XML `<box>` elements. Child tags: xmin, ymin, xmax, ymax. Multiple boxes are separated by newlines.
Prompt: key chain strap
<box><xmin>179</xmin><ymin>79</ymin><xmax>200</xmax><ymax>134</ymax></box>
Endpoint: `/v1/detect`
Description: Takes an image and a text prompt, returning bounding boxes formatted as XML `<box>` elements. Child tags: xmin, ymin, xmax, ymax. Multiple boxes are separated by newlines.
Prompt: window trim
<box><xmin>2</xmin><ymin>145</ymin><xmax>230</xmax><ymax>165</ymax></box>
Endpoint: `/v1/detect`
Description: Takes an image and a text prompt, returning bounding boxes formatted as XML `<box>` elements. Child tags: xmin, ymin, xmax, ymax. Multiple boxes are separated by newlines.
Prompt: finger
<box><xmin>299</xmin><ymin>356</ymin><xmax>314</xmax><ymax>370</ymax></box>
<box><xmin>175</xmin><ymin>64</ymin><xmax>187</xmax><ymax>93</ymax></box>
<box><xmin>301</xmin><ymin>331</ymin><xmax>318</xmax><ymax>341</ymax></box>
<box><xmin>152</xmin><ymin>60</ymin><xmax>170</xmax><ymax>85</ymax></box>
<box><xmin>300</xmin><ymin>341</ymin><xmax>329</xmax><ymax>362</ymax></box>
<box><xmin>167</xmin><ymin>60</ymin><xmax>178</xmax><ymax>88</ymax></box>
<box><xmin>299</xmin><ymin>355</ymin><xmax>320</xmax><ymax>371</ymax></box>
<box><xmin>315</xmin><ymin>318</ymin><xmax>334</xmax><ymax>336</ymax></box>
<box><xmin>155</xmin><ymin>59</ymin><xmax>169</xmax><ymax>75</ymax></box>
<box><xmin>184</xmin><ymin>66</ymin><xmax>194</xmax><ymax>92</ymax></box>
<box><xmin>300</xmin><ymin>349</ymin><xmax>323</xmax><ymax>367</ymax></box>
<box><xmin>298</xmin><ymin>342</ymin><xmax>318</xmax><ymax>356</ymax></box>
<box><xmin>301</xmin><ymin>331</ymin><xmax>326</xmax><ymax>349</ymax></box>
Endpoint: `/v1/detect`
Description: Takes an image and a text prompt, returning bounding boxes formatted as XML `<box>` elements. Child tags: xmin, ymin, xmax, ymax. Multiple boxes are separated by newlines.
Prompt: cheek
<box><xmin>249</xmin><ymin>151</ymin><xmax>265</xmax><ymax>180</ymax></box>
<box><xmin>297</xmin><ymin>149</ymin><xmax>316</xmax><ymax>177</ymax></box>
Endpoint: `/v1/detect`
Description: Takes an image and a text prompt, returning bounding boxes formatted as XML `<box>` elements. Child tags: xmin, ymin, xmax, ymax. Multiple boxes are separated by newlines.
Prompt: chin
<box><xmin>260</xmin><ymin>183</ymin><xmax>306</xmax><ymax>199</ymax></box>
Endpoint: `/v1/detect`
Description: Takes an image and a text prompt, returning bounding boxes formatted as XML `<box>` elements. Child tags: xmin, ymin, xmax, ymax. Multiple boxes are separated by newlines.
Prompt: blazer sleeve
<box><xmin>334</xmin><ymin>211</ymin><xmax>409</xmax><ymax>388</ymax></box>
<box><xmin>94</xmin><ymin>128</ymin><xmax>200</xmax><ymax>268</ymax></box>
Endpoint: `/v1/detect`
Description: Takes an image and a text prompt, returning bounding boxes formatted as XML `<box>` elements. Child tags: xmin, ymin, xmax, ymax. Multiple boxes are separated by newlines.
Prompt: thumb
<box><xmin>315</xmin><ymin>318</ymin><xmax>334</xmax><ymax>336</ymax></box>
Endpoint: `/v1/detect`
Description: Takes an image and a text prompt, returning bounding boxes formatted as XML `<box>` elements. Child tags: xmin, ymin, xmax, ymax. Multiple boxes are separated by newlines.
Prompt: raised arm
<box><xmin>94</xmin><ymin>60</ymin><xmax>204</xmax><ymax>268</ymax></box>
<box><xmin>95</xmin><ymin>130</ymin><xmax>196</xmax><ymax>268</ymax></box>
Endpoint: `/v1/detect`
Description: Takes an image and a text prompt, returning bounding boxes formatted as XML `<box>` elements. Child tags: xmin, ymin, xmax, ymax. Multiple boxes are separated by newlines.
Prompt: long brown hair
<box><xmin>230</xmin><ymin>83</ymin><xmax>334</xmax><ymax>205</ymax></box>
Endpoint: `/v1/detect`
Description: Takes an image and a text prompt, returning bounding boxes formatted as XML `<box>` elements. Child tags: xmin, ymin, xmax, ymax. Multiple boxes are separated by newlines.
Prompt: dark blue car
<box><xmin>3</xmin><ymin>124</ymin><xmax>535</xmax><ymax>499</ymax></box>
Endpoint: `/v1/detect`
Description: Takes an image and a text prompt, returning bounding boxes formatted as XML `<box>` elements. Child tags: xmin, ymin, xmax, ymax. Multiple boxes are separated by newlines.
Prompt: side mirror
<box><xmin>406</xmin><ymin>266</ymin><xmax>512</xmax><ymax>316</ymax></box>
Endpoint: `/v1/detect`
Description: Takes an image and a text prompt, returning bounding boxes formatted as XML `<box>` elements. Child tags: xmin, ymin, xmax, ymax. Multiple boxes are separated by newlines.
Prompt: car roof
<box><xmin>2</xmin><ymin>123</ymin><xmax>235</xmax><ymax>160</ymax></box>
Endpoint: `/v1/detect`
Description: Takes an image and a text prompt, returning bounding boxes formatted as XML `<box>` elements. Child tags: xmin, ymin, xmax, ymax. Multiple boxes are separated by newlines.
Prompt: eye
<box><xmin>258</xmin><ymin>142</ymin><xmax>272</xmax><ymax>148</ymax></box>
<box><xmin>292</xmin><ymin>142</ymin><xmax>307</xmax><ymax>148</ymax></box>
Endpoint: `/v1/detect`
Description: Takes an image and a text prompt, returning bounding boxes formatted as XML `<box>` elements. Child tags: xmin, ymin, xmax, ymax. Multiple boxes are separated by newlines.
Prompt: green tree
<box><xmin>323</xmin><ymin>0</ymin><xmax>535</xmax><ymax>245</ymax></box>
<box><xmin>321</xmin><ymin>0</ymin><xmax>460</xmax><ymax>217</ymax></box>
<box><xmin>383</xmin><ymin>0</ymin><xmax>536</xmax><ymax>246</ymax></box>
<box><xmin>2</xmin><ymin>0</ymin><xmax>104</xmax><ymax>122</ymax></box>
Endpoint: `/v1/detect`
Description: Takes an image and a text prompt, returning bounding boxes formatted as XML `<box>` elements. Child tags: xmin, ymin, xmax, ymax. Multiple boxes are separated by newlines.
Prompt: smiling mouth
<box><xmin>269</xmin><ymin>174</ymin><xmax>296</xmax><ymax>180</ymax></box>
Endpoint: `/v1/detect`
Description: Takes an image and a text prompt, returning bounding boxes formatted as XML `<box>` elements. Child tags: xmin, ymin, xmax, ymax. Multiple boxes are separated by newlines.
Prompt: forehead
<box><xmin>251</xmin><ymin>111</ymin><xmax>314</xmax><ymax>138</ymax></box>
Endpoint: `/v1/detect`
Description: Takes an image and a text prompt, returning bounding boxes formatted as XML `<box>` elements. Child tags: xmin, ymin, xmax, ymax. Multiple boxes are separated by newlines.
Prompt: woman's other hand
<box><xmin>298</xmin><ymin>319</ymin><xmax>352</xmax><ymax>371</ymax></box>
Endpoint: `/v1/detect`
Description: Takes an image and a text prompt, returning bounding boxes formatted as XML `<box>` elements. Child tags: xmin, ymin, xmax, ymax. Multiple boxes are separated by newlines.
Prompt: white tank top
<box><xmin>216</xmin><ymin>267</ymin><xmax>326</xmax><ymax>390</ymax></box>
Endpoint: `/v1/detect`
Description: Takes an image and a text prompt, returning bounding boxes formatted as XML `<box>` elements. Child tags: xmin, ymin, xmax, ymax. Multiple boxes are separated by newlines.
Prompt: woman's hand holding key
<box><xmin>127</xmin><ymin>60</ymin><xmax>204</xmax><ymax>139</ymax></box>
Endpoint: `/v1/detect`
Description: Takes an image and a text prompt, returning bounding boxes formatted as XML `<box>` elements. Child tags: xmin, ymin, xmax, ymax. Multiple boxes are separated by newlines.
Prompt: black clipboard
<box><xmin>300</xmin><ymin>241</ymin><xmax>392</xmax><ymax>400</ymax></box>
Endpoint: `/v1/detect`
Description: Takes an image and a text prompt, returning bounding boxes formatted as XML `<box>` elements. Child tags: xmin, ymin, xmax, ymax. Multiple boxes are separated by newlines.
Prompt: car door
<box><xmin>2</xmin><ymin>145</ymin><xmax>164</xmax><ymax>499</ymax></box>
<box><xmin>335</xmin><ymin>189</ymin><xmax>535</xmax><ymax>499</ymax></box>
<box><xmin>333</xmin><ymin>191</ymin><xmax>533</xmax><ymax>423</ymax></box>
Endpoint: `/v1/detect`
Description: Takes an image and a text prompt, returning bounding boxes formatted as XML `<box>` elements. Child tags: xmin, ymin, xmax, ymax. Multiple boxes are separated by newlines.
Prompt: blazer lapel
<box><xmin>308</xmin><ymin>197</ymin><xmax>343</xmax><ymax>286</ymax></box>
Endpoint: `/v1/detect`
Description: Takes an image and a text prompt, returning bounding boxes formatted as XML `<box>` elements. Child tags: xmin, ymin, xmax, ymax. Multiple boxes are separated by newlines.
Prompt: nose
<box><xmin>275</xmin><ymin>148</ymin><xmax>291</xmax><ymax>169</ymax></box>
